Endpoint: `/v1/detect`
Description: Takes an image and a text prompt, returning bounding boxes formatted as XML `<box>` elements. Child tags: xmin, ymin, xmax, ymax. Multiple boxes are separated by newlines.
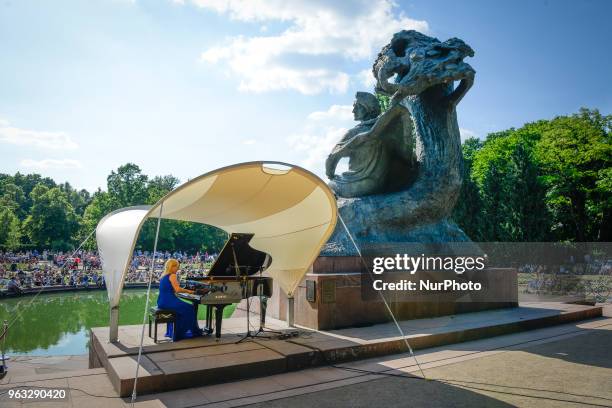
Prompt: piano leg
<box><xmin>204</xmin><ymin>305</ymin><xmax>213</xmax><ymax>335</ymax></box>
<box><xmin>214</xmin><ymin>304</ymin><xmax>226</xmax><ymax>340</ymax></box>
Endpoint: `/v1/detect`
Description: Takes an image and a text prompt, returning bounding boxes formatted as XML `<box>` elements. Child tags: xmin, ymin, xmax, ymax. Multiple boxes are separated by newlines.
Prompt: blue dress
<box><xmin>157</xmin><ymin>274</ymin><xmax>201</xmax><ymax>340</ymax></box>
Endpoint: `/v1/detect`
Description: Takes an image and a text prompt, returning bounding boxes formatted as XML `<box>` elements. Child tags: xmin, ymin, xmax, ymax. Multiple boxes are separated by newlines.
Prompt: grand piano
<box><xmin>177</xmin><ymin>233</ymin><xmax>273</xmax><ymax>339</ymax></box>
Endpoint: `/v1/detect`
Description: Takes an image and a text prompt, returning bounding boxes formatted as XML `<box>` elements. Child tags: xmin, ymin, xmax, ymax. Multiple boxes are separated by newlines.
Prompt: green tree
<box><xmin>452</xmin><ymin>137</ymin><xmax>485</xmax><ymax>240</ymax></box>
<box><xmin>534</xmin><ymin>108</ymin><xmax>611</xmax><ymax>241</ymax></box>
<box><xmin>10</xmin><ymin>173</ymin><xmax>56</xmax><ymax>217</ymax></box>
<box><xmin>469</xmin><ymin>130</ymin><xmax>545</xmax><ymax>241</ymax></box>
<box><xmin>135</xmin><ymin>219</ymin><xmax>227</xmax><ymax>253</ymax></box>
<box><xmin>80</xmin><ymin>189</ymin><xmax>117</xmax><ymax>249</ymax></box>
<box><xmin>464</xmin><ymin>126</ymin><xmax>549</xmax><ymax>241</ymax></box>
<box><xmin>58</xmin><ymin>182</ymin><xmax>92</xmax><ymax>216</ymax></box>
<box><xmin>0</xmin><ymin>182</ymin><xmax>26</xmax><ymax>218</ymax></box>
<box><xmin>107</xmin><ymin>163</ymin><xmax>149</xmax><ymax>208</ymax></box>
<box><xmin>147</xmin><ymin>175</ymin><xmax>180</xmax><ymax>204</ymax></box>
<box><xmin>5</xmin><ymin>217</ymin><xmax>22</xmax><ymax>251</ymax></box>
<box><xmin>0</xmin><ymin>208</ymin><xmax>22</xmax><ymax>250</ymax></box>
<box><xmin>504</xmin><ymin>141</ymin><xmax>551</xmax><ymax>241</ymax></box>
<box><xmin>22</xmin><ymin>185</ymin><xmax>79</xmax><ymax>250</ymax></box>
<box><xmin>456</xmin><ymin>108</ymin><xmax>610</xmax><ymax>242</ymax></box>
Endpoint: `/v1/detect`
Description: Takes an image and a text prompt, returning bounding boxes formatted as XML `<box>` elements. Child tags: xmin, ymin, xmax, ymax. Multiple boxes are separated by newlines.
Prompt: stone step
<box><xmin>94</xmin><ymin>303</ymin><xmax>602</xmax><ymax>397</ymax></box>
<box><xmin>106</xmin><ymin>337</ymin><xmax>314</xmax><ymax>397</ymax></box>
<box><xmin>4</xmin><ymin>367</ymin><xmax>107</xmax><ymax>386</ymax></box>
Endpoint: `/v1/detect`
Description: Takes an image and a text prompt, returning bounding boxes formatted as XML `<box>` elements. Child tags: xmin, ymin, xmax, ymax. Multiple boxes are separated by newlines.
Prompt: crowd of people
<box><xmin>0</xmin><ymin>250</ymin><xmax>217</xmax><ymax>295</ymax></box>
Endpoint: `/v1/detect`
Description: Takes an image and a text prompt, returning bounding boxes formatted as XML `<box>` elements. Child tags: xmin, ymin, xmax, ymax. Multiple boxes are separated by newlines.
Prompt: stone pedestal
<box><xmin>265</xmin><ymin>256</ymin><xmax>518</xmax><ymax>330</ymax></box>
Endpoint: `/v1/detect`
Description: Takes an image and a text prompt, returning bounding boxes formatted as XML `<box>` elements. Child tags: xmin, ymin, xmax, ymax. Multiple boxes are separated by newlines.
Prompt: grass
<box><xmin>196</xmin><ymin>302</ymin><xmax>237</xmax><ymax>319</ymax></box>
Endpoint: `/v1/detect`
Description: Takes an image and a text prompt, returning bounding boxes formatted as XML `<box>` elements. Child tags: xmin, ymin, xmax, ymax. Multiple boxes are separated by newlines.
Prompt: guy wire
<box><xmin>337</xmin><ymin>213</ymin><xmax>427</xmax><ymax>380</ymax></box>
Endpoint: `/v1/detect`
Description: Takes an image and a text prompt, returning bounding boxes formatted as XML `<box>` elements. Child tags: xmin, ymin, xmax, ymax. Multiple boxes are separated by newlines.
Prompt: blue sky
<box><xmin>1</xmin><ymin>0</ymin><xmax>610</xmax><ymax>192</ymax></box>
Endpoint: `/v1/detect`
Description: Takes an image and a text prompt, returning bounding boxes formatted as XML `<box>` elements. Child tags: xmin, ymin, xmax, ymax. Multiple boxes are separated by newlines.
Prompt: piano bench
<box><xmin>148</xmin><ymin>307</ymin><xmax>177</xmax><ymax>343</ymax></box>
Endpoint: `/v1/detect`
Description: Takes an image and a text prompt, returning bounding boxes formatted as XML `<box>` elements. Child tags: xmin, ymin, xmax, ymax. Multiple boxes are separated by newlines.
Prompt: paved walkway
<box><xmin>2</xmin><ymin>355</ymin><xmax>88</xmax><ymax>379</ymax></box>
<box><xmin>246</xmin><ymin>318</ymin><xmax>612</xmax><ymax>407</ymax></box>
<box><xmin>1</xmin><ymin>309</ymin><xmax>611</xmax><ymax>407</ymax></box>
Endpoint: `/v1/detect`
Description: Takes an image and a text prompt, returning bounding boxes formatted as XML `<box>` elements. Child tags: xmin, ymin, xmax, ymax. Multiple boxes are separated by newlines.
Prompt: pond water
<box><xmin>0</xmin><ymin>289</ymin><xmax>235</xmax><ymax>356</ymax></box>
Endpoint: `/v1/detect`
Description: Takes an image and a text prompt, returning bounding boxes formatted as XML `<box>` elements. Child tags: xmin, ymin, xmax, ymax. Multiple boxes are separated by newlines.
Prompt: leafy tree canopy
<box><xmin>453</xmin><ymin>108</ymin><xmax>611</xmax><ymax>242</ymax></box>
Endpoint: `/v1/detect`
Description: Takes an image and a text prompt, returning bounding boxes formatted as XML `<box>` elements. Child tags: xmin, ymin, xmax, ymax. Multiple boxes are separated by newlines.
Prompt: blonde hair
<box><xmin>163</xmin><ymin>258</ymin><xmax>179</xmax><ymax>276</ymax></box>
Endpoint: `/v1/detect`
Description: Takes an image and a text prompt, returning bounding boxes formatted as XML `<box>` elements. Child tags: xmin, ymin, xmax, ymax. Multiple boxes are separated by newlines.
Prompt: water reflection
<box><xmin>0</xmin><ymin>289</ymin><xmax>226</xmax><ymax>355</ymax></box>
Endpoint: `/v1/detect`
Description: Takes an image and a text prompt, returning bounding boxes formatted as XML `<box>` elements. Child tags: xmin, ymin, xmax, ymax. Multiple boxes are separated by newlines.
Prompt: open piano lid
<box><xmin>207</xmin><ymin>233</ymin><xmax>270</xmax><ymax>277</ymax></box>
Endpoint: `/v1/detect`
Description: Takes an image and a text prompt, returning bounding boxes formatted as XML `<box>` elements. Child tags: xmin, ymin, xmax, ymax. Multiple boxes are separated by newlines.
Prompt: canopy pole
<box><xmin>109</xmin><ymin>306</ymin><xmax>119</xmax><ymax>342</ymax></box>
<box><xmin>131</xmin><ymin>203</ymin><xmax>164</xmax><ymax>407</ymax></box>
<box><xmin>286</xmin><ymin>296</ymin><xmax>295</xmax><ymax>327</ymax></box>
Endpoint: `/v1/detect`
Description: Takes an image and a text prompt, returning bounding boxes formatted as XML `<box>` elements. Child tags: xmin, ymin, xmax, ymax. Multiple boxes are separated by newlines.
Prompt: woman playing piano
<box><xmin>157</xmin><ymin>259</ymin><xmax>203</xmax><ymax>340</ymax></box>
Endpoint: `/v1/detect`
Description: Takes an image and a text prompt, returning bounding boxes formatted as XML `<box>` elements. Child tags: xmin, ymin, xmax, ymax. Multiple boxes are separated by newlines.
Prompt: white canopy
<box><xmin>96</xmin><ymin>162</ymin><xmax>337</xmax><ymax>340</ymax></box>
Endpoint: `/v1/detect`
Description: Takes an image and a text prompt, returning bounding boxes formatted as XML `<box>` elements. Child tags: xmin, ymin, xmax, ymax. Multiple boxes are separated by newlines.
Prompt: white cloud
<box><xmin>195</xmin><ymin>0</ymin><xmax>428</xmax><ymax>94</ymax></box>
<box><xmin>287</xmin><ymin>103</ymin><xmax>355</xmax><ymax>173</ymax></box>
<box><xmin>20</xmin><ymin>159</ymin><xmax>83</xmax><ymax>169</ymax></box>
<box><xmin>357</xmin><ymin>69</ymin><xmax>377</xmax><ymax>89</ymax></box>
<box><xmin>0</xmin><ymin>119</ymin><xmax>78</xmax><ymax>150</ymax></box>
<box><xmin>288</xmin><ymin>127</ymin><xmax>347</xmax><ymax>170</ymax></box>
<box><xmin>242</xmin><ymin>139</ymin><xmax>256</xmax><ymax>145</ymax></box>
<box><xmin>459</xmin><ymin>127</ymin><xmax>478</xmax><ymax>141</ymax></box>
<box><xmin>307</xmin><ymin>104</ymin><xmax>353</xmax><ymax>121</ymax></box>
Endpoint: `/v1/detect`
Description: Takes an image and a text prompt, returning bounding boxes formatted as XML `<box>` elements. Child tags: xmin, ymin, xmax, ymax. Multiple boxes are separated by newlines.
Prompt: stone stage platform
<box><xmin>89</xmin><ymin>302</ymin><xmax>601</xmax><ymax>397</ymax></box>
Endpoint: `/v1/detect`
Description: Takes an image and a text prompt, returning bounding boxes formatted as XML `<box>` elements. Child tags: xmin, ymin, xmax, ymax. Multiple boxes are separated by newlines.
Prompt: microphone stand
<box><xmin>250</xmin><ymin>266</ymin><xmax>281</xmax><ymax>338</ymax></box>
<box><xmin>236</xmin><ymin>264</ymin><xmax>280</xmax><ymax>342</ymax></box>
<box><xmin>233</xmin><ymin>244</ymin><xmax>257</xmax><ymax>343</ymax></box>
